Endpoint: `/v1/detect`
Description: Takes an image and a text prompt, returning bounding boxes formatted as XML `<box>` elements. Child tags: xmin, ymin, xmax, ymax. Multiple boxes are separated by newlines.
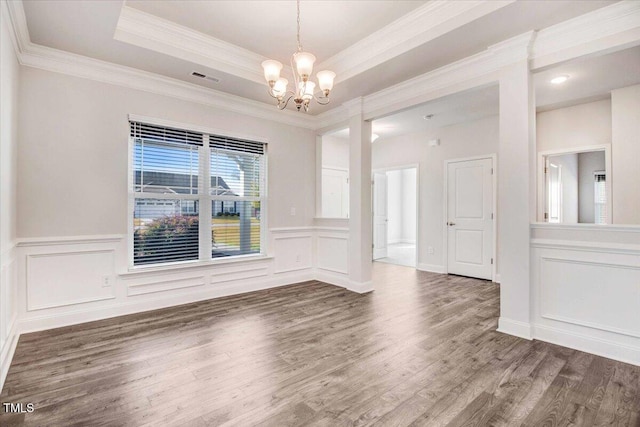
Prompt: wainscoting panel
<box><xmin>1</xmin><ymin>244</ymin><xmax>19</xmax><ymax>391</ymax></box>
<box><xmin>539</xmin><ymin>255</ymin><xmax>640</xmax><ymax>338</ymax></box>
<box><xmin>531</xmin><ymin>230</ymin><xmax>640</xmax><ymax>366</ymax></box>
<box><xmin>317</xmin><ymin>235</ymin><xmax>349</xmax><ymax>274</ymax></box>
<box><xmin>271</xmin><ymin>229</ymin><xmax>313</xmax><ymax>274</ymax></box>
<box><xmin>26</xmin><ymin>249</ymin><xmax>116</xmax><ymax>311</ymax></box>
<box><xmin>127</xmin><ymin>275</ymin><xmax>207</xmax><ymax>297</ymax></box>
<box><xmin>209</xmin><ymin>263</ymin><xmax>270</xmax><ymax>283</ymax></box>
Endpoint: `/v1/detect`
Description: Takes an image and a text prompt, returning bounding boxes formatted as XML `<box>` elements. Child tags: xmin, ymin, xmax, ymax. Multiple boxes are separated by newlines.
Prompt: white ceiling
<box><xmin>328</xmin><ymin>84</ymin><xmax>499</xmax><ymax>140</ymax></box>
<box><xmin>21</xmin><ymin>0</ymin><xmax>616</xmax><ymax>115</ymax></box>
<box><xmin>535</xmin><ymin>45</ymin><xmax>640</xmax><ymax>111</ymax></box>
<box><xmin>125</xmin><ymin>0</ymin><xmax>427</xmax><ymax>63</ymax></box>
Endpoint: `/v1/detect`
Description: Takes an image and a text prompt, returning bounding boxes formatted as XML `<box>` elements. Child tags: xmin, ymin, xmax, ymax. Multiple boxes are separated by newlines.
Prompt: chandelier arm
<box><xmin>277</xmin><ymin>94</ymin><xmax>295</xmax><ymax>110</ymax></box>
<box><xmin>313</xmin><ymin>95</ymin><xmax>331</xmax><ymax>105</ymax></box>
<box><xmin>296</xmin><ymin>0</ymin><xmax>302</xmax><ymax>52</ymax></box>
<box><xmin>312</xmin><ymin>92</ymin><xmax>330</xmax><ymax>105</ymax></box>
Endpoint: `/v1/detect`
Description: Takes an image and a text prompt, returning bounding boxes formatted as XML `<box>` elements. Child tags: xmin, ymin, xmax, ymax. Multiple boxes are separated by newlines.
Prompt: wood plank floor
<box><xmin>1</xmin><ymin>263</ymin><xmax>639</xmax><ymax>426</ymax></box>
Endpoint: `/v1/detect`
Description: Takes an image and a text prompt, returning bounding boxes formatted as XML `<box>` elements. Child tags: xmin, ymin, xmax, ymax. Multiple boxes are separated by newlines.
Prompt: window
<box><xmin>130</xmin><ymin>121</ymin><xmax>266</xmax><ymax>267</ymax></box>
<box><xmin>594</xmin><ymin>171</ymin><xmax>607</xmax><ymax>224</ymax></box>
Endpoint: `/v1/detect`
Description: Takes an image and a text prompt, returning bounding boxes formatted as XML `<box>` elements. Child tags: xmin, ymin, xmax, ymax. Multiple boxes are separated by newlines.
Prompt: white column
<box><xmin>345</xmin><ymin>98</ymin><xmax>373</xmax><ymax>293</ymax></box>
<box><xmin>496</xmin><ymin>38</ymin><xmax>536</xmax><ymax>340</ymax></box>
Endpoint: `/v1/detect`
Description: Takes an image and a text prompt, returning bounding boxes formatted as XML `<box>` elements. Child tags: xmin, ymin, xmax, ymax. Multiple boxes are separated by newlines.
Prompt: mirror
<box><xmin>540</xmin><ymin>149</ymin><xmax>609</xmax><ymax>224</ymax></box>
<box><xmin>534</xmin><ymin>45</ymin><xmax>640</xmax><ymax>225</ymax></box>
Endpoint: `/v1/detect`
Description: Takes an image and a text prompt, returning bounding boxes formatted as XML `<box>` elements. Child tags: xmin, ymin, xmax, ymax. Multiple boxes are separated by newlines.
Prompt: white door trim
<box><xmin>536</xmin><ymin>144</ymin><xmax>612</xmax><ymax>224</ymax></box>
<box><xmin>372</xmin><ymin>164</ymin><xmax>420</xmax><ymax>267</ymax></box>
<box><xmin>443</xmin><ymin>154</ymin><xmax>497</xmax><ymax>281</ymax></box>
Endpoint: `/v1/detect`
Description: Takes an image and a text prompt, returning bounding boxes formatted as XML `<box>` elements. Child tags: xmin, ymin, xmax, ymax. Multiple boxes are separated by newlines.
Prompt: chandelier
<box><xmin>261</xmin><ymin>0</ymin><xmax>336</xmax><ymax>112</ymax></box>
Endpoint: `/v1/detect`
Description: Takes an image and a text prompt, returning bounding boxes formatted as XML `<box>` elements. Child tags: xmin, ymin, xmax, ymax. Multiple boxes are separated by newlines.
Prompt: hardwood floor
<box><xmin>1</xmin><ymin>263</ymin><xmax>638</xmax><ymax>426</ymax></box>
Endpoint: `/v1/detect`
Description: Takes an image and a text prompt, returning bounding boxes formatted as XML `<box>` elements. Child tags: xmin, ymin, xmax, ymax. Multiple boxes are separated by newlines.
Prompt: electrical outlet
<box><xmin>290</xmin><ymin>207</ymin><xmax>296</xmax><ymax>216</ymax></box>
<box><xmin>296</xmin><ymin>255</ymin><xmax>301</xmax><ymax>263</ymax></box>
<box><xmin>427</xmin><ymin>246</ymin><xmax>434</xmax><ymax>254</ymax></box>
<box><xmin>102</xmin><ymin>275</ymin><xmax>112</xmax><ymax>288</ymax></box>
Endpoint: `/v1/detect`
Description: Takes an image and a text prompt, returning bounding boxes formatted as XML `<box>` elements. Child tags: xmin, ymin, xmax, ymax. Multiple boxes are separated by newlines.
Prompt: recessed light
<box><xmin>423</xmin><ymin>114</ymin><xmax>434</xmax><ymax>120</ymax></box>
<box><xmin>550</xmin><ymin>75</ymin><xmax>570</xmax><ymax>85</ymax></box>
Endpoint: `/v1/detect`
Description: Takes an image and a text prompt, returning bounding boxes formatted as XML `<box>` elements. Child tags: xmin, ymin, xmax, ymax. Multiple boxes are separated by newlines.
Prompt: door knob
<box><xmin>447</xmin><ymin>222</ymin><xmax>456</xmax><ymax>226</ymax></box>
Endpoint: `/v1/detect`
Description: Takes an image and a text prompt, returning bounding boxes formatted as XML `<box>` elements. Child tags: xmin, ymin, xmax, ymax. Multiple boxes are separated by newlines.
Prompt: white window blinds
<box><xmin>209</xmin><ymin>135</ymin><xmax>266</xmax><ymax>258</ymax></box>
<box><xmin>129</xmin><ymin>121</ymin><xmax>266</xmax><ymax>266</ymax></box>
<box><xmin>131</xmin><ymin>122</ymin><xmax>202</xmax><ymax>265</ymax></box>
<box><xmin>594</xmin><ymin>171</ymin><xmax>607</xmax><ymax>225</ymax></box>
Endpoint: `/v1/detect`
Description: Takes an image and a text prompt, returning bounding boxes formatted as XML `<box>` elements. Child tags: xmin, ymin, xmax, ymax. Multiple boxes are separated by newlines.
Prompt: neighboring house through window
<box><xmin>130</xmin><ymin>121</ymin><xmax>266</xmax><ymax>267</ymax></box>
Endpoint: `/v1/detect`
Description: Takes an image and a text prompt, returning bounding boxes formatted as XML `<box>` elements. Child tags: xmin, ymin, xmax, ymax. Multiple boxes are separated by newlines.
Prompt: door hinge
<box><xmin>491</xmin><ymin>213</ymin><xmax>494</xmax><ymax>220</ymax></box>
<box><xmin>372</xmin><ymin>243</ymin><xmax>374</xmax><ymax>249</ymax></box>
<box><xmin>491</xmin><ymin>258</ymin><xmax>494</xmax><ymax>265</ymax></box>
<box><xmin>491</xmin><ymin>168</ymin><xmax>494</xmax><ymax>175</ymax></box>
<box><xmin>544</xmin><ymin>167</ymin><xmax>548</xmax><ymax>174</ymax></box>
<box><xmin>544</xmin><ymin>212</ymin><xmax>549</xmax><ymax>220</ymax></box>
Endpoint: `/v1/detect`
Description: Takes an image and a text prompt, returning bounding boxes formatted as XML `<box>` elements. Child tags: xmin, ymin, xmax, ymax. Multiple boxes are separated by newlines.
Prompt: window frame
<box><xmin>127</xmin><ymin>115</ymin><xmax>269</xmax><ymax>270</ymax></box>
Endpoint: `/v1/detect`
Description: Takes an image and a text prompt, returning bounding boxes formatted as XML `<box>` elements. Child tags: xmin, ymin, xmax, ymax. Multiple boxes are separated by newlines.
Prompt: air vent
<box><xmin>191</xmin><ymin>71</ymin><xmax>220</xmax><ymax>83</ymax></box>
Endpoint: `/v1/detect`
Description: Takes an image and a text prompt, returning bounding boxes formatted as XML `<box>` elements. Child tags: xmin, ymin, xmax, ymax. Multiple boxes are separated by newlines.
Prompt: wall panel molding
<box><xmin>530</xmin><ymin>236</ymin><xmax>640</xmax><ymax>366</ymax></box>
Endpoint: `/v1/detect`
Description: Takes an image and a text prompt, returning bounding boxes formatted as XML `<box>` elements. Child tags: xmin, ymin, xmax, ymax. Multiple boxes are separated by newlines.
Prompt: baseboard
<box><xmin>497</xmin><ymin>317</ymin><xmax>533</xmax><ymax>340</ymax></box>
<box><xmin>533</xmin><ymin>323</ymin><xmax>640</xmax><ymax>366</ymax></box>
<box><xmin>347</xmin><ymin>280</ymin><xmax>374</xmax><ymax>294</ymax></box>
<box><xmin>19</xmin><ymin>271</ymin><xmax>316</xmax><ymax>334</ymax></box>
<box><xmin>0</xmin><ymin>319</ymin><xmax>20</xmax><ymax>393</ymax></box>
<box><xmin>315</xmin><ymin>269</ymin><xmax>351</xmax><ymax>289</ymax></box>
<box><xmin>417</xmin><ymin>263</ymin><xmax>445</xmax><ymax>274</ymax></box>
<box><xmin>493</xmin><ymin>273</ymin><xmax>501</xmax><ymax>284</ymax></box>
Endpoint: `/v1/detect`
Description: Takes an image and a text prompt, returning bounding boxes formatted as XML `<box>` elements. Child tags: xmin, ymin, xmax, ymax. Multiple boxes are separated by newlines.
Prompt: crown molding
<box><xmin>4</xmin><ymin>0</ymin><xmax>316</xmax><ymax>130</ymax></box>
<box><xmin>318</xmin><ymin>0</ymin><xmax>515</xmax><ymax>84</ymax></box>
<box><xmin>360</xmin><ymin>46</ymin><xmax>506</xmax><ymax>121</ymax></box>
<box><xmin>343</xmin><ymin>98</ymin><xmax>364</xmax><ymax>117</ymax></box>
<box><xmin>5</xmin><ymin>0</ymin><xmax>640</xmax><ymax>135</ymax></box>
<box><xmin>114</xmin><ymin>6</ymin><xmax>267</xmax><ymax>85</ymax></box>
<box><xmin>20</xmin><ymin>43</ymin><xmax>317</xmax><ymax>129</ymax></box>
<box><xmin>315</xmin><ymin>106</ymin><xmax>349</xmax><ymax>133</ymax></box>
<box><xmin>531</xmin><ymin>0</ymin><xmax>640</xmax><ymax>70</ymax></box>
<box><xmin>2</xmin><ymin>0</ymin><xmax>29</xmax><ymax>54</ymax></box>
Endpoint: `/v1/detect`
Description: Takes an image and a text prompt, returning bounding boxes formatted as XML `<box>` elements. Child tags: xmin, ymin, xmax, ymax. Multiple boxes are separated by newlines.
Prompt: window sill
<box><xmin>119</xmin><ymin>254</ymin><xmax>273</xmax><ymax>277</ymax></box>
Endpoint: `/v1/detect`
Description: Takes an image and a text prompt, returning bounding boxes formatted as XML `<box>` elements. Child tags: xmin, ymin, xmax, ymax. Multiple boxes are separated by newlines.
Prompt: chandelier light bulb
<box><xmin>273</xmin><ymin>78</ymin><xmax>288</xmax><ymax>97</ymax></box>
<box><xmin>316</xmin><ymin>70</ymin><xmax>336</xmax><ymax>93</ymax></box>
<box><xmin>294</xmin><ymin>52</ymin><xmax>316</xmax><ymax>80</ymax></box>
<box><xmin>299</xmin><ymin>81</ymin><xmax>316</xmax><ymax>101</ymax></box>
<box><xmin>261</xmin><ymin>60</ymin><xmax>283</xmax><ymax>84</ymax></box>
<box><xmin>262</xmin><ymin>0</ymin><xmax>334</xmax><ymax>112</ymax></box>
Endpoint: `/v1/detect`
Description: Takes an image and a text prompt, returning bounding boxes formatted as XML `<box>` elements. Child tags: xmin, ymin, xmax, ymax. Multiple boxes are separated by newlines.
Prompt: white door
<box><xmin>322</xmin><ymin>168</ymin><xmax>349</xmax><ymax>218</ymax></box>
<box><xmin>545</xmin><ymin>159</ymin><xmax>562</xmax><ymax>223</ymax></box>
<box><xmin>447</xmin><ymin>158</ymin><xmax>493</xmax><ymax>280</ymax></box>
<box><xmin>373</xmin><ymin>172</ymin><xmax>388</xmax><ymax>260</ymax></box>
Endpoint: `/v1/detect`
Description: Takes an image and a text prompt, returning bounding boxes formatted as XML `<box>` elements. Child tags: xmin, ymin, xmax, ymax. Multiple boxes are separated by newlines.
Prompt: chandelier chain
<box><xmin>296</xmin><ymin>0</ymin><xmax>302</xmax><ymax>52</ymax></box>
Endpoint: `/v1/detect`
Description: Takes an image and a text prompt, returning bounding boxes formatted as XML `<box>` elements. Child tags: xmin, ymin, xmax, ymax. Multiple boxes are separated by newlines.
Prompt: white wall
<box><xmin>548</xmin><ymin>153</ymin><xmax>578</xmax><ymax>223</ymax></box>
<box><xmin>611</xmin><ymin>84</ymin><xmax>640</xmax><ymax>224</ymax></box>
<box><xmin>18</xmin><ymin>68</ymin><xmax>317</xmax><ymax>237</ymax></box>
<box><xmin>537</xmin><ymin>99</ymin><xmax>611</xmax><ymax>153</ymax></box>
<box><xmin>386</xmin><ymin>169</ymin><xmax>403</xmax><ymax>244</ymax></box>
<box><xmin>0</xmin><ymin>6</ymin><xmax>20</xmax><ymax>390</ymax></box>
<box><xmin>373</xmin><ymin>115</ymin><xmax>498</xmax><ymax>272</ymax></box>
<box><xmin>321</xmin><ymin>135</ymin><xmax>349</xmax><ymax>170</ymax></box>
<box><xmin>536</xmin><ymin>94</ymin><xmax>640</xmax><ymax>225</ymax></box>
<box><xmin>402</xmin><ymin>168</ymin><xmax>417</xmax><ymax>243</ymax></box>
<box><xmin>12</xmin><ymin>67</ymin><xmax>342</xmax><ymax>343</ymax></box>
<box><xmin>578</xmin><ymin>151</ymin><xmax>605</xmax><ymax>223</ymax></box>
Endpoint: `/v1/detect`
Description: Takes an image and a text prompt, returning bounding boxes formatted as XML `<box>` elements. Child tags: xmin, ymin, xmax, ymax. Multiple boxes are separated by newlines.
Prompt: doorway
<box><xmin>444</xmin><ymin>156</ymin><xmax>495</xmax><ymax>281</ymax></box>
<box><xmin>373</xmin><ymin>166</ymin><xmax>418</xmax><ymax>268</ymax></box>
